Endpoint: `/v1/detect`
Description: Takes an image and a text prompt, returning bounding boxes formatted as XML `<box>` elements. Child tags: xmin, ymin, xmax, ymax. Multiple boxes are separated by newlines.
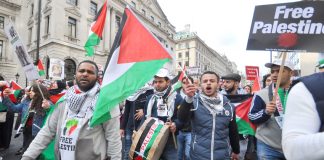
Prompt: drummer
<box><xmin>142</xmin><ymin>68</ymin><xmax>183</xmax><ymax>159</ymax></box>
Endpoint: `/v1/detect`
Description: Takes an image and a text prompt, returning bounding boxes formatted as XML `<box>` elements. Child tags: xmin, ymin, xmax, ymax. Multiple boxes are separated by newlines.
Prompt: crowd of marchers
<box><xmin>0</xmin><ymin>56</ymin><xmax>323</xmax><ymax>160</ymax></box>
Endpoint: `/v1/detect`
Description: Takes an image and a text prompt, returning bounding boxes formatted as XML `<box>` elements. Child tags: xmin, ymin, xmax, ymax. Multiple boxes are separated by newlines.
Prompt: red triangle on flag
<box><xmin>11</xmin><ymin>81</ymin><xmax>22</xmax><ymax>90</ymax></box>
<box><xmin>178</xmin><ymin>66</ymin><xmax>186</xmax><ymax>81</ymax></box>
<box><xmin>91</xmin><ymin>1</ymin><xmax>107</xmax><ymax>38</ymax></box>
<box><xmin>118</xmin><ymin>8</ymin><xmax>172</xmax><ymax>64</ymax></box>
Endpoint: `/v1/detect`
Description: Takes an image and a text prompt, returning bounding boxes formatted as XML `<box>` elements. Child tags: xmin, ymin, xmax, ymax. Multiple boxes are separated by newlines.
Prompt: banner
<box><xmin>49</xmin><ymin>58</ymin><xmax>64</xmax><ymax>80</ymax></box>
<box><xmin>4</xmin><ymin>22</ymin><xmax>40</xmax><ymax>81</ymax></box>
<box><xmin>247</xmin><ymin>1</ymin><xmax>324</xmax><ymax>52</ymax></box>
<box><xmin>245</xmin><ymin>66</ymin><xmax>259</xmax><ymax>80</ymax></box>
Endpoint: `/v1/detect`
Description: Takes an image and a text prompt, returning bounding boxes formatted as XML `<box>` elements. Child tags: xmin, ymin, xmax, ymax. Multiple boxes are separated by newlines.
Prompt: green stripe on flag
<box><xmin>13</xmin><ymin>90</ymin><xmax>21</xmax><ymax>98</ymax></box>
<box><xmin>236</xmin><ymin>117</ymin><xmax>255</xmax><ymax>135</ymax></box>
<box><xmin>39</xmin><ymin>70</ymin><xmax>45</xmax><ymax>76</ymax></box>
<box><xmin>144</xmin><ymin>124</ymin><xmax>163</xmax><ymax>158</ymax></box>
<box><xmin>85</xmin><ymin>33</ymin><xmax>100</xmax><ymax>56</ymax></box>
<box><xmin>90</xmin><ymin>59</ymin><xmax>169</xmax><ymax>127</ymax></box>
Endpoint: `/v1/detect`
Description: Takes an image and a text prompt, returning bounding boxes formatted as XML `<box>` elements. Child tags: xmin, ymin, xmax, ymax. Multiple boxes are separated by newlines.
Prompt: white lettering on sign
<box><xmin>140</xmin><ymin>123</ymin><xmax>158</xmax><ymax>154</ymax></box>
<box><xmin>274</xmin><ymin>6</ymin><xmax>314</xmax><ymax>19</ymax></box>
<box><xmin>252</xmin><ymin>5</ymin><xmax>324</xmax><ymax>35</ymax></box>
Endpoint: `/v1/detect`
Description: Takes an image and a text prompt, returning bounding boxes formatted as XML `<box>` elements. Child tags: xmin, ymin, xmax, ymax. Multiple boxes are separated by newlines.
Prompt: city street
<box><xmin>0</xmin><ymin>116</ymin><xmax>22</xmax><ymax>160</ymax></box>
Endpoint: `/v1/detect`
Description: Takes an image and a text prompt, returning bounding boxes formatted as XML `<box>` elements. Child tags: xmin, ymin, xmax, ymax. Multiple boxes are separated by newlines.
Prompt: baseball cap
<box><xmin>155</xmin><ymin>68</ymin><xmax>171</xmax><ymax>79</ymax></box>
<box><xmin>316</xmin><ymin>53</ymin><xmax>324</xmax><ymax>69</ymax></box>
<box><xmin>221</xmin><ymin>73</ymin><xmax>241</xmax><ymax>82</ymax></box>
<box><xmin>265</xmin><ymin>59</ymin><xmax>294</xmax><ymax>71</ymax></box>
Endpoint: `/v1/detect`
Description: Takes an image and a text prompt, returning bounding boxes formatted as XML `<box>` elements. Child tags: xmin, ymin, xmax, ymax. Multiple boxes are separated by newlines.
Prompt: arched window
<box><xmin>64</xmin><ymin>59</ymin><xmax>76</xmax><ymax>81</ymax></box>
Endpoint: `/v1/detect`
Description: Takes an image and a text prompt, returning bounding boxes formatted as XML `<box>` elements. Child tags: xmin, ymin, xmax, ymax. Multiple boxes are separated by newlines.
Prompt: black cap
<box><xmin>222</xmin><ymin>73</ymin><xmax>241</xmax><ymax>82</ymax></box>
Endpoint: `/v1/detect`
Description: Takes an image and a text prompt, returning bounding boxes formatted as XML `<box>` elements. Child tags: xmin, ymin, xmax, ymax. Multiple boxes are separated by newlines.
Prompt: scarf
<box><xmin>146</xmin><ymin>86</ymin><xmax>176</xmax><ymax>119</ymax></box>
<box><xmin>127</xmin><ymin>84</ymin><xmax>153</xmax><ymax>101</ymax></box>
<box><xmin>65</xmin><ymin>83</ymin><xmax>100</xmax><ymax>118</ymax></box>
<box><xmin>199</xmin><ymin>92</ymin><xmax>223</xmax><ymax>114</ymax></box>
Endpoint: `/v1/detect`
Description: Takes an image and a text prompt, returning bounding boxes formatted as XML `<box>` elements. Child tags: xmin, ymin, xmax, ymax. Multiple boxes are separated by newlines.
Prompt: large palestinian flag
<box><xmin>90</xmin><ymin>7</ymin><xmax>172</xmax><ymax>127</ymax></box>
<box><xmin>225</xmin><ymin>94</ymin><xmax>256</xmax><ymax>135</ymax></box>
<box><xmin>84</xmin><ymin>0</ymin><xmax>108</xmax><ymax>56</ymax></box>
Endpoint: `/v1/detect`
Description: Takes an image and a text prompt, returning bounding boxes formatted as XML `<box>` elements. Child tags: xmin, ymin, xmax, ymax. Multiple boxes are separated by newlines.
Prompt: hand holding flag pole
<box><xmin>272</xmin><ymin>52</ymin><xmax>287</xmax><ymax>105</ymax></box>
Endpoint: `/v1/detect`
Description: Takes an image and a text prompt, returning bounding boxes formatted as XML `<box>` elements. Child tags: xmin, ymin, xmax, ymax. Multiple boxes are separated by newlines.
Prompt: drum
<box><xmin>129</xmin><ymin>117</ymin><xmax>170</xmax><ymax>160</ymax></box>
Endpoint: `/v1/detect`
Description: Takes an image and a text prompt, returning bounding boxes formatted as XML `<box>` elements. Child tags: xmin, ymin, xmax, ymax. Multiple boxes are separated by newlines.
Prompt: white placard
<box><xmin>4</xmin><ymin>22</ymin><xmax>40</xmax><ymax>81</ymax></box>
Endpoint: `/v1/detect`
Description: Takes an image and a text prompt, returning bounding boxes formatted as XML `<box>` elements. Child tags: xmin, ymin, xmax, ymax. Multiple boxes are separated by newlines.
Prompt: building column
<box><xmin>110</xmin><ymin>8</ymin><xmax>116</xmax><ymax>49</ymax></box>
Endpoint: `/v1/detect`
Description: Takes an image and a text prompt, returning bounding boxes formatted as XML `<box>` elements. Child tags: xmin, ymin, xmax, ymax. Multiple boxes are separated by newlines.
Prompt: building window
<box><xmin>131</xmin><ymin>1</ymin><xmax>136</xmax><ymax>8</ymax></box>
<box><xmin>158</xmin><ymin>22</ymin><xmax>161</xmax><ymax>27</ymax></box>
<box><xmin>0</xmin><ymin>16</ymin><xmax>4</xmax><ymax>29</ymax></box>
<box><xmin>142</xmin><ymin>9</ymin><xmax>146</xmax><ymax>16</ymax></box>
<box><xmin>28</xmin><ymin>28</ymin><xmax>32</xmax><ymax>44</ymax></box>
<box><xmin>68</xmin><ymin>17</ymin><xmax>77</xmax><ymax>38</ymax></box>
<box><xmin>0</xmin><ymin>40</ymin><xmax>3</xmax><ymax>59</ymax></box>
<box><xmin>90</xmin><ymin>1</ymin><xmax>97</xmax><ymax>15</ymax></box>
<box><xmin>166</xmin><ymin>44</ymin><xmax>168</xmax><ymax>48</ymax></box>
<box><xmin>178</xmin><ymin>52</ymin><xmax>182</xmax><ymax>58</ymax></box>
<box><xmin>171</xmin><ymin>47</ymin><xmax>173</xmax><ymax>51</ymax></box>
<box><xmin>185</xmin><ymin>61</ymin><xmax>189</xmax><ymax>67</ymax></box>
<box><xmin>31</xmin><ymin>4</ymin><xmax>34</xmax><ymax>16</ymax></box>
<box><xmin>178</xmin><ymin>62</ymin><xmax>182</xmax><ymax>67</ymax></box>
<box><xmin>115</xmin><ymin>16</ymin><xmax>121</xmax><ymax>32</ymax></box>
<box><xmin>67</xmin><ymin>0</ymin><xmax>77</xmax><ymax>6</ymax></box>
<box><xmin>64</xmin><ymin>59</ymin><xmax>76</xmax><ymax>81</ymax></box>
<box><xmin>45</xmin><ymin>15</ymin><xmax>50</xmax><ymax>34</ymax></box>
<box><xmin>150</xmin><ymin>16</ymin><xmax>154</xmax><ymax>22</ymax></box>
<box><xmin>186</xmin><ymin>51</ymin><xmax>189</xmax><ymax>58</ymax></box>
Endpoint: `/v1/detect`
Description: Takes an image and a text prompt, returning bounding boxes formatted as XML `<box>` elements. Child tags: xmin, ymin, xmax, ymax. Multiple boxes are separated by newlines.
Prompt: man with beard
<box><xmin>178</xmin><ymin>71</ymin><xmax>240</xmax><ymax>160</ymax></box>
<box><xmin>142</xmin><ymin>68</ymin><xmax>183</xmax><ymax>160</ymax></box>
<box><xmin>249</xmin><ymin>59</ymin><xmax>294</xmax><ymax>160</ymax></box>
<box><xmin>221</xmin><ymin>73</ymin><xmax>250</xmax><ymax>160</ymax></box>
<box><xmin>22</xmin><ymin>60</ymin><xmax>122</xmax><ymax>160</ymax></box>
<box><xmin>221</xmin><ymin>73</ymin><xmax>246</xmax><ymax>95</ymax></box>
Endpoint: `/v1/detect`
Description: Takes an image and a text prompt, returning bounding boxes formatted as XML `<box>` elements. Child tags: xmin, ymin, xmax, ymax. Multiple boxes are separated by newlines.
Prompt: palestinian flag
<box><xmin>171</xmin><ymin>66</ymin><xmax>186</xmax><ymax>92</ymax></box>
<box><xmin>84</xmin><ymin>1</ymin><xmax>108</xmax><ymax>56</ymax></box>
<box><xmin>49</xmin><ymin>92</ymin><xmax>65</xmax><ymax>104</ymax></box>
<box><xmin>37</xmin><ymin>59</ymin><xmax>45</xmax><ymax>76</ymax></box>
<box><xmin>90</xmin><ymin>7</ymin><xmax>172</xmax><ymax>127</ymax></box>
<box><xmin>225</xmin><ymin>94</ymin><xmax>256</xmax><ymax>135</ymax></box>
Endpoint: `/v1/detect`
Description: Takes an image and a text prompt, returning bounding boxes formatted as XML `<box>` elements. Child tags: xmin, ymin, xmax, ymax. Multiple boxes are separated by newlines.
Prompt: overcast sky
<box><xmin>158</xmin><ymin>0</ymin><xmax>297</xmax><ymax>76</ymax></box>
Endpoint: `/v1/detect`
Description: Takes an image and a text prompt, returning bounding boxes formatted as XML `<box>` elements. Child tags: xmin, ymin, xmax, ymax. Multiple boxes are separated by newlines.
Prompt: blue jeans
<box><xmin>161</xmin><ymin>137</ymin><xmax>178</xmax><ymax>160</ymax></box>
<box><xmin>257</xmin><ymin>140</ymin><xmax>286</xmax><ymax>160</ymax></box>
<box><xmin>123</xmin><ymin>129</ymin><xmax>133</xmax><ymax>160</ymax></box>
<box><xmin>177</xmin><ymin>131</ymin><xmax>191</xmax><ymax>160</ymax></box>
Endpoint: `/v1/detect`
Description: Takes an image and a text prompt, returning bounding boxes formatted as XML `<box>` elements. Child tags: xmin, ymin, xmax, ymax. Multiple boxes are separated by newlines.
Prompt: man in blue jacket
<box><xmin>178</xmin><ymin>71</ymin><xmax>240</xmax><ymax>160</ymax></box>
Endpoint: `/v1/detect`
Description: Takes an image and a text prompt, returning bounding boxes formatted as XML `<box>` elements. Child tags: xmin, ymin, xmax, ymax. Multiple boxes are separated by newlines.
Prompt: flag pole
<box><xmin>176</xmin><ymin>63</ymin><xmax>191</xmax><ymax>84</ymax></box>
<box><xmin>272</xmin><ymin>52</ymin><xmax>287</xmax><ymax>102</ymax></box>
<box><xmin>35</xmin><ymin>80</ymin><xmax>45</xmax><ymax>100</ymax></box>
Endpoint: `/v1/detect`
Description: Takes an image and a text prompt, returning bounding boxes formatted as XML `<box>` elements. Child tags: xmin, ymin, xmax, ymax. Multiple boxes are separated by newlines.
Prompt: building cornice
<box><xmin>0</xmin><ymin>0</ymin><xmax>21</xmax><ymax>11</ymax></box>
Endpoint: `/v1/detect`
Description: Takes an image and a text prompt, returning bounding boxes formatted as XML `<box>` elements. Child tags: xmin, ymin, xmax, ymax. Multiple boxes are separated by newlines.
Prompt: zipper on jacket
<box><xmin>192</xmin><ymin>134</ymin><xmax>197</xmax><ymax>151</ymax></box>
<box><xmin>211</xmin><ymin>112</ymin><xmax>216</xmax><ymax>160</ymax></box>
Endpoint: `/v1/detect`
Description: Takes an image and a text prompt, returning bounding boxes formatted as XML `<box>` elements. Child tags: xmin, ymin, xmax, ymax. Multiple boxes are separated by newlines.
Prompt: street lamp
<box><xmin>15</xmin><ymin>73</ymin><xmax>20</xmax><ymax>83</ymax></box>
